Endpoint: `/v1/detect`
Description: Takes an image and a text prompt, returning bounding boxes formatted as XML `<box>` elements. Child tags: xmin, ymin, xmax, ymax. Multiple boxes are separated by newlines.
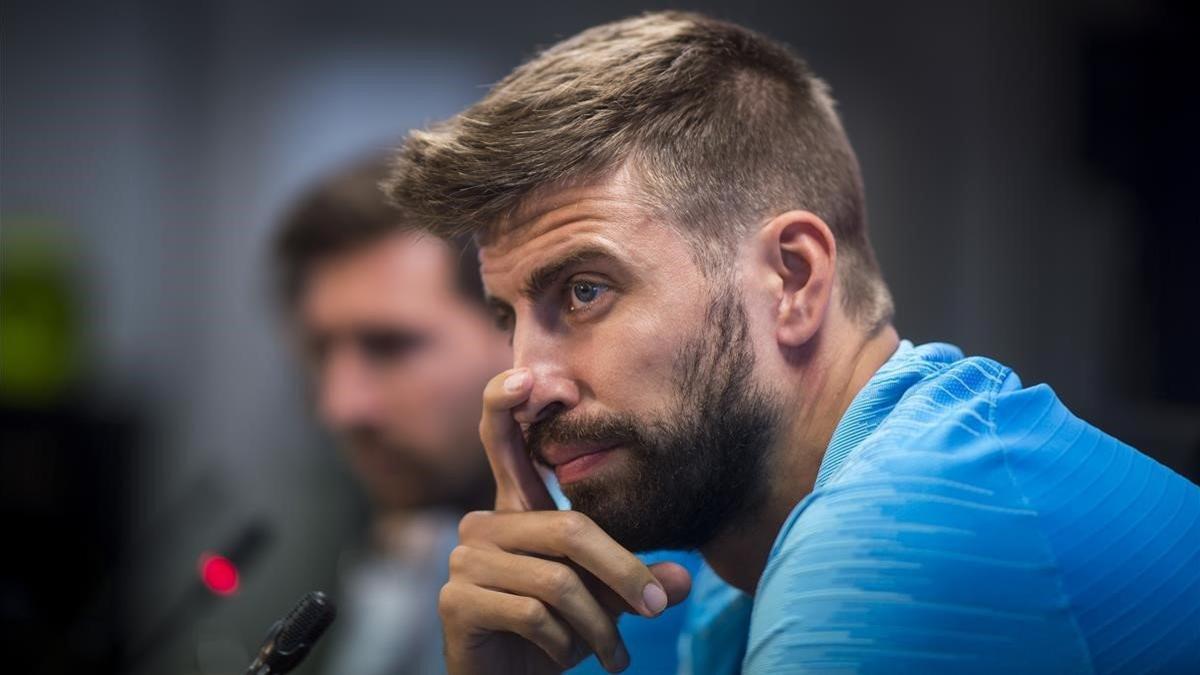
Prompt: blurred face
<box><xmin>299</xmin><ymin>232</ymin><xmax>509</xmax><ymax>512</ymax></box>
<box><xmin>481</xmin><ymin>175</ymin><xmax>783</xmax><ymax>551</ymax></box>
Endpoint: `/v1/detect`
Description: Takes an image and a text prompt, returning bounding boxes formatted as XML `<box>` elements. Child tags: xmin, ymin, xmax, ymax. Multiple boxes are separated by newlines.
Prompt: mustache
<box><xmin>343</xmin><ymin>425</ymin><xmax>386</xmax><ymax>449</ymax></box>
<box><xmin>526</xmin><ymin>412</ymin><xmax>648</xmax><ymax>466</ymax></box>
<box><xmin>342</xmin><ymin>426</ymin><xmax>414</xmax><ymax>457</ymax></box>
<box><xmin>340</xmin><ymin>426</ymin><xmax>436</xmax><ymax>472</ymax></box>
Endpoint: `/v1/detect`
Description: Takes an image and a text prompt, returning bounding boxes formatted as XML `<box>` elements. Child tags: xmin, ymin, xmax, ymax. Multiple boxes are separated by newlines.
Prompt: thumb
<box><xmin>648</xmin><ymin>561</ymin><xmax>692</xmax><ymax>610</ymax></box>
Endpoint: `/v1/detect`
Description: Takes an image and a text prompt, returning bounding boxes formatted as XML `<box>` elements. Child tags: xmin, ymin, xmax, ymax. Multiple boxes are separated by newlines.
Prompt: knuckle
<box><xmin>457</xmin><ymin>511</ymin><xmax>489</xmax><ymax>541</ymax></box>
<box><xmin>515</xmin><ymin>597</ymin><xmax>548</xmax><ymax>629</ymax></box>
<box><xmin>447</xmin><ymin>545</ymin><xmax>473</xmax><ymax>576</ymax></box>
<box><xmin>540</xmin><ymin>563</ymin><xmax>578</xmax><ymax>603</ymax></box>
<box><xmin>438</xmin><ymin>582</ymin><xmax>461</xmax><ymax>622</ymax></box>
<box><xmin>553</xmin><ymin>511</ymin><xmax>590</xmax><ymax>546</ymax></box>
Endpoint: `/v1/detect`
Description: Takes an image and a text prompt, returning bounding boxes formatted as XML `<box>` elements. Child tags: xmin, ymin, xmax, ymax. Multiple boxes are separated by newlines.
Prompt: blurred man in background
<box><xmin>272</xmin><ymin>156</ymin><xmax>509</xmax><ymax>674</ymax></box>
<box><xmin>272</xmin><ymin>155</ymin><xmax>697</xmax><ymax>674</ymax></box>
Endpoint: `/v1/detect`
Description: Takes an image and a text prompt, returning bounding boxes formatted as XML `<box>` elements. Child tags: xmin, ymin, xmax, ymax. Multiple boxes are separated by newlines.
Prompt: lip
<box><xmin>542</xmin><ymin>441</ymin><xmax>620</xmax><ymax>485</ymax></box>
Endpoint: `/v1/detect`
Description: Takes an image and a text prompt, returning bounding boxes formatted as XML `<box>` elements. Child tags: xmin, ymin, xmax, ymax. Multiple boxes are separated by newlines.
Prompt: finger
<box><xmin>459</xmin><ymin>510</ymin><xmax>670</xmax><ymax>619</ymax></box>
<box><xmin>450</xmin><ymin>545</ymin><xmax>630</xmax><ymax>673</ymax></box>
<box><xmin>649</xmin><ymin>562</ymin><xmax>692</xmax><ymax>607</ymax></box>
<box><xmin>580</xmin><ymin>561</ymin><xmax>693</xmax><ymax>619</ymax></box>
<box><xmin>439</xmin><ymin>580</ymin><xmax>581</xmax><ymax>671</ymax></box>
<box><xmin>480</xmin><ymin>368</ymin><xmax>555</xmax><ymax>512</ymax></box>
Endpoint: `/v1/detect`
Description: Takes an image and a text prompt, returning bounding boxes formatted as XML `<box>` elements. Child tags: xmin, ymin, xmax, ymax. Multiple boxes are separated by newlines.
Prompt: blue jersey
<box><xmin>687</xmin><ymin>341</ymin><xmax>1200</xmax><ymax>674</ymax></box>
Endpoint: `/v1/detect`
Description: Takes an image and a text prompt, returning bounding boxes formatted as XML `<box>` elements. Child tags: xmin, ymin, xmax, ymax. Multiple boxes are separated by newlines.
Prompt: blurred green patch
<box><xmin>0</xmin><ymin>219</ymin><xmax>82</xmax><ymax>405</ymax></box>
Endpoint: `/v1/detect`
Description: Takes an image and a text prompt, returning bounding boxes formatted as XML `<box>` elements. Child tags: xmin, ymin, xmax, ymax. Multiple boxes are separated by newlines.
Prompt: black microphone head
<box><xmin>249</xmin><ymin>591</ymin><xmax>337</xmax><ymax>675</ymax></box>
<box><xmin>277</xmin><ymin>591</ymin><xmax>336</xmax><ymax>653</ymax></box>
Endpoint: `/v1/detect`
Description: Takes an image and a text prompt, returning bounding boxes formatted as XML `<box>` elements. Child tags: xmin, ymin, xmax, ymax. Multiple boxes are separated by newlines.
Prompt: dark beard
<box><xmin>526</xmin><ymin>292</ymin><xmax>781</xmax><ymax>552</ymax></box>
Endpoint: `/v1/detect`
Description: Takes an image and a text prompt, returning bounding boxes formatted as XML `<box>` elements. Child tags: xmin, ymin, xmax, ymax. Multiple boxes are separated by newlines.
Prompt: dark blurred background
<box><xmin>2</xmin><ymin>1</ymin><xmax>1197</xmax><ymax>673</ymax></box>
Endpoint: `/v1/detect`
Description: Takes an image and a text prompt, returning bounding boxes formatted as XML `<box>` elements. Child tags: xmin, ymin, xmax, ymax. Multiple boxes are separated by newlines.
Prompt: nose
<box><xmin>510</xmin><ymin>322</ymin><xmax>580</xmax><ymax>425</ymax></box>
<box><xmin>317</xmin><ymin>347</ymin><xmax>379</xmax><ymax>430</ymax></box>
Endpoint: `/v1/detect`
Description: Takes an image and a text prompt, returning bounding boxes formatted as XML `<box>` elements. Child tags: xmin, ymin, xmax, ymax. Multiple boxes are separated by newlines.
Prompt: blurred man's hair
<box><xmin>385</xmin><ymin>11</ymin><xmax>892</xmax><ymax>331</ymax></box>
<box><xmin>273</xmin><ymin>154</ymin><xmax>483</xmax><ymax>308</ymax></box>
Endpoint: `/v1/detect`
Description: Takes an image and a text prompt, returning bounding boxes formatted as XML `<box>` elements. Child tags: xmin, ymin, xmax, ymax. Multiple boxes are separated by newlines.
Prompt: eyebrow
<box><xmin>484</xmin><ymin>246</ymin><xmax>622</xmax><ymax>314</ymax></box>
<box><xmin>523</xmin><ymin>246</ymin><xmax>620</xmax><ymax>299</ymax></box>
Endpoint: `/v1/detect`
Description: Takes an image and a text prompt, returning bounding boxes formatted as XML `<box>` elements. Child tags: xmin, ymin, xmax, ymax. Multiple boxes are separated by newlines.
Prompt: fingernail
<box><xmin>503</xmin><ymin>370</ymin><xmax>529</xmax><ymax>392</ymax></box>
<box><xmin>611</xmin><ymin>641</ymin><xmax>629</xmax><ymax>672</ymax></box>
<box><xmin>642</xmin><ymin>583</ymin><xmax>667</xmax><ymax>615</ymax></box>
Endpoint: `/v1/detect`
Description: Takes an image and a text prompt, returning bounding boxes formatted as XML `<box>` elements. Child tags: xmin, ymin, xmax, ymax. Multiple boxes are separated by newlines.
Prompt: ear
<box><xmin>754</xmin><ymin>210</ymin><xmax>837</xmax><ymax>348</ymax></box>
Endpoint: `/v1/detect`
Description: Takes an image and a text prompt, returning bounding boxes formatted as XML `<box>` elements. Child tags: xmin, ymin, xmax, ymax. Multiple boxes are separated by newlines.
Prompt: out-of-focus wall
<box><xmin>3</xmin><ymin>1</ymin><xmax>1196</xmax><ymax>673</ymax></box>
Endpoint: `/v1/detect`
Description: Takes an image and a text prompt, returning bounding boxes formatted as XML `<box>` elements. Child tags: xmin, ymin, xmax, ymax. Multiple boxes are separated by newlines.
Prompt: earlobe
<box><xmin>757</xmin><ymin>210</ymin><xmax>836</xmax><ymax>349</ymax></box>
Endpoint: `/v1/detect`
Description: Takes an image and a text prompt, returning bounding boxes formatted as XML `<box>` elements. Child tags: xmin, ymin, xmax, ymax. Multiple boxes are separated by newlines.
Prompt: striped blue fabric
<box><xmin>736</xmin><ymin>341</ymin><xmax>1200</xmax><ymax>673</ymax></box>
<box><xmin>678</xmin><ymin>562</ymin><xmax>754</xmax><ymax>674</ymax></box>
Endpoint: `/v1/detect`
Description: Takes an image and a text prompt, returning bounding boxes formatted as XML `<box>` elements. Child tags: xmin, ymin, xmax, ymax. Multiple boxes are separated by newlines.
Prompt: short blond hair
<box><xmin>386</xmin><ymin>11</ymin><xmax>892</xmax><ymax>329</ymax></box>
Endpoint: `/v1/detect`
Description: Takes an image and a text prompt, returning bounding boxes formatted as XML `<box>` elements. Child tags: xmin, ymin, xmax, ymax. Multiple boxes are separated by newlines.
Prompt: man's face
<box><xmin>299</xmin><ymin>232</ymin><xmax>508</xmax><ymax>512</ymax></box>
<box><xmin>481</xmin><ymin>175</ymin><xmax>782</xmax><ymax>551</ymax></box>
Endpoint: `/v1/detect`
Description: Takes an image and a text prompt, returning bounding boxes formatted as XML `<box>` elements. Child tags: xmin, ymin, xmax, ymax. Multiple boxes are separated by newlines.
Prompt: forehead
<box><xmin>478</xmin><ymin>175</ymin><xmax>691</xmax><ymax>290</ymax></box>
<box><xmin>302</xmin><ymin>231</ymin><xmax>458</xmax><ymax>319</ymax></box>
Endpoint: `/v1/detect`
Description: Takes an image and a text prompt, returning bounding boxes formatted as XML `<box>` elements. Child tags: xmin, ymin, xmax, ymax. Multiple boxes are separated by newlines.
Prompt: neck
<box><xmin>701</xmin><ymin>323</ymin><xmax>900</xmax><ymax>593</ymax></box>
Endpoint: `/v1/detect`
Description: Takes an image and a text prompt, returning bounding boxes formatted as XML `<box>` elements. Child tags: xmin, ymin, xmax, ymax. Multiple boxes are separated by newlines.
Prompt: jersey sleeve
<box><xmin>993</xmin><ymin>383</ymin><xmax>1200</xmax><ymax>674</ymax></box>
<box><xmin>744</xmin><ymin>375</ymin><xmax>1095</xmax><ymax>674</ymax></box>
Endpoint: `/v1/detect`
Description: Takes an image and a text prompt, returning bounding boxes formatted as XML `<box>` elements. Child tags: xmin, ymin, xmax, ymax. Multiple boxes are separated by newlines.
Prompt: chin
<box><xmin>566</xmin><ymin>472</ymin><xmax>738</xmax><ymax>552</ymax></box>
<box><xmin>565</xmin><ymin>486</ymin><xmax>675</xmax><ymax>552</ymax></box>
<box><xmin>559</xmin><ymin>464</ymin><xmax>632</xmax><ymax>507</ymax></box>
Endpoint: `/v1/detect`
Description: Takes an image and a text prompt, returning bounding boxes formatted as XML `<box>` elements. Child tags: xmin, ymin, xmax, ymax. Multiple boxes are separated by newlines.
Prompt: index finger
<box><xmin>460</xmin><ymin>510</ymin><xmax>681</xmax><ymax>619</ymax></box>
<box><xmin>481</xmin><ymin>367</ymin><xmax>556</xmax><ymax>512</ymax></box>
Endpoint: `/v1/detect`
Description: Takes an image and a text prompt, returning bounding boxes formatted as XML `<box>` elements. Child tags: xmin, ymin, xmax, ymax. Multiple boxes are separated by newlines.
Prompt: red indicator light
<box><xmin>198</xmin><ymin>552</ymin><xmax>239</xmax><ymax>596</ymax></box>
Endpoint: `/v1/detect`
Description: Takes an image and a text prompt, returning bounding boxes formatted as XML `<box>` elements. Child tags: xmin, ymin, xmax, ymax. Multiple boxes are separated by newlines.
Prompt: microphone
<box><xmin>245</xmin><ymin>591</ymin><xmax>337</xmax><ymax>675</ymax></box>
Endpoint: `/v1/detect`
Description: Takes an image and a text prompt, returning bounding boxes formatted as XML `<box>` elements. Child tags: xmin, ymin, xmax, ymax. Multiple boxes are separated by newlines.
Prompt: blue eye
<box><xmin>568</xmin><ymin>280</ymin><xmax>607</xmax><ymax>311</ymax></box>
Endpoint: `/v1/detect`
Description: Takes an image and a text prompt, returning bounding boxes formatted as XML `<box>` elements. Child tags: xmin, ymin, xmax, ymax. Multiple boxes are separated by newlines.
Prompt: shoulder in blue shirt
<box><xmin>743</xmin><ymin>341</ymin><xmax>1200</xmax><ymax>674</ymax></box>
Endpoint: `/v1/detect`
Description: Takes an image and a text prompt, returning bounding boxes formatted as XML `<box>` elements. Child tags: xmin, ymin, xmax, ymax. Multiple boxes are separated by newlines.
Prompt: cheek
<box><xmin>573</xmin><ymin>305</ymin><xmax>692</xmax><ymax>409</ymax></box>
<box><xmin>389</xmin><ymin>345</ymin><xmax>491</xmax><ymax>437</ymax></box>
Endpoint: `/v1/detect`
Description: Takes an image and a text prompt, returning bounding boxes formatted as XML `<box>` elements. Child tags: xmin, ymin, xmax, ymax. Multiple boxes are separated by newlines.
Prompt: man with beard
<box><xmin>273</xmin><ymin>155</ymin><xmax>697</xmax><ymax>674</ymax></box>
<box><xmin>384</xmin><ymin>11</ymin><xmax>1200</xmax><ymax>675</ymax></box>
